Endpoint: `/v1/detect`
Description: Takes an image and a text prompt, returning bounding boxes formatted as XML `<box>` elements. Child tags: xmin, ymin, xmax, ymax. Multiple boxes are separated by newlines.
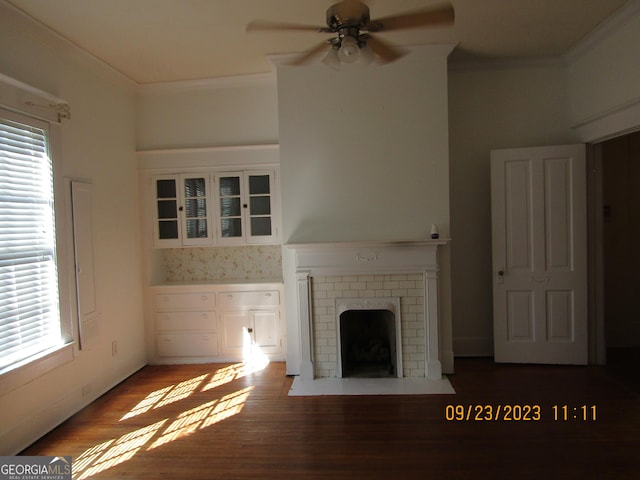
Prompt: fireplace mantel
<box><xmin>288</xmin><ymin>240</ymin><xmax>449</xmax><ymax>381</ymax></box>
<box><xmin>287</xmin><ymin>240</ymin><xmax>448</xmax><ymax>275</ymax></box>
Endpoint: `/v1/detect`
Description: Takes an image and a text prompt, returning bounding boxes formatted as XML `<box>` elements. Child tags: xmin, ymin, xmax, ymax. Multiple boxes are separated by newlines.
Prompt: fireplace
<box><xmin>289</xmin><ymin>240</ymin><xmax>447</xmax><ymax>381</ymax></box>
<box><xmin>337</xmin><ymin>298</ymin><xmax>402</xmax><ymax>378</ymax></box>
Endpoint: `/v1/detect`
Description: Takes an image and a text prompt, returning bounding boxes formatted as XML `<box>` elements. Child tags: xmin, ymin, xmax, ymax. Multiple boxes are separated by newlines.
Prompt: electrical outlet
<box><xmin>112</xmin><ymin>340</ymin><xmax>118</xmax><ymax>356</ymax></box>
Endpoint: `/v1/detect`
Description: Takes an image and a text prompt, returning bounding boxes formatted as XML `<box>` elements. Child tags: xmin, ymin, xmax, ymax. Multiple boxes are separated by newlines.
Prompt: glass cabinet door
<box><xmin>153</xmin><ymin>174</ymin><xmax>212</xmax><ymax>247</ymax></box>
<box><xmin>218</xmin><ymin>174</ymin><xmax>243</xmax><ymax>239</ymax></box>
<box><xmin>247</xmin><ymin>173</ymin><xmax>272</xmax><ymax>238</ymax></box>
<box><xmin>155</xmin><ymin>177</ymin><xmax>179</xmax><ymax>242</ymax></box>
<box><xmin>183</xmin><ymin>176</ymin><xmax>209</xmax><ymax>242</ymax></box>
<box><xmin>216</xmin><ymin>170</ymin><xmax>277</xmax><ymax>245</ymax></box>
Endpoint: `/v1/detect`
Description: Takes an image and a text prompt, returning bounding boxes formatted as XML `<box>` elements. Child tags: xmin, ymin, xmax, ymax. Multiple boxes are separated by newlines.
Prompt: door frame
<box><xmin>587</xmin><ymin>144</ymin><xmax>606</xmax><ymax>365</ymax></box>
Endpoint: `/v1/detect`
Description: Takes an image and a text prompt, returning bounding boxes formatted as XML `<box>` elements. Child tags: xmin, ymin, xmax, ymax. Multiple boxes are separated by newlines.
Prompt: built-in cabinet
<box><xmin>140</xmin><ymin>146</ymin><xmax>285</xmax><ymax>364</ymax></box>
<box><xmin>152</xmin><ymin>169</ymin><xmax>278</xmax><ymax>248</ymax></box>
<box><xmin>150</xmin><ymin>283</ymin><xmax>284</xmax><ymax>364</ymax></box>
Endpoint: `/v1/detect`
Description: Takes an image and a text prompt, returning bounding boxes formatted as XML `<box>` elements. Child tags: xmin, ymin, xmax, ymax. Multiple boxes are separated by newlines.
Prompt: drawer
<box><xmin>157</xmin><ymin>333</ymin><xmax>218</xmax><ymax>357</ymax></box>
<box><xmin>218</xmin><ymin>290</ymin><xmax>279</xmax><ymax>309</ymax></box>
<box><xmin>154</xmin><ymin>293</ymin><xmax>215</xmax><ymax>312</ymax></box>
<box><xmin>156</xmin><ymin>311</ymin><xmax>215</xmax><ymax>332</ymax></box>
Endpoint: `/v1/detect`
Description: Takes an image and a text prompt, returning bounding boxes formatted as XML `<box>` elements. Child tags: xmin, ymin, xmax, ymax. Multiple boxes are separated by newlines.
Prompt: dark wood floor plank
<box><xmin>21</xmin><ymin>357</ymin><xmax>640</xmax><ymax>479</ymax></box>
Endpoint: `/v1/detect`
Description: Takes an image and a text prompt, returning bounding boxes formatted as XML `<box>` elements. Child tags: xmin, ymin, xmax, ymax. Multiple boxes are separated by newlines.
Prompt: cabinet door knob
<box><xmin>247</xmin><ymin>328</ymin><xmax>253</xmax><ymax>333</ymax></box>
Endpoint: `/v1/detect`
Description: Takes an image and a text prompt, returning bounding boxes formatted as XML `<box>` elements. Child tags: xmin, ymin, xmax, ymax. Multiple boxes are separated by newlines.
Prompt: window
<box><xmin>0</xmin><ymin>111</ymin><xmax>64</xmax><ymax>373</ymax></box>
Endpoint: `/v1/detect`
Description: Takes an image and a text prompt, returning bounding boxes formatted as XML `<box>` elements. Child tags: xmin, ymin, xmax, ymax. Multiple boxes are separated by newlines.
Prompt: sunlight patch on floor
<box><xmin>148</xmin><ymin>386</ymin><xmax>254</xmax><ymax>450</ymax></box>
<box><xmin>72</xmin><ymin>358</ymin><xmax>268</xmax><ymax>479</ymax></box>
<box><xmin>74</xmin><ymin>420</ymin><xmax>168</xmax><ymax>480</ymax></box>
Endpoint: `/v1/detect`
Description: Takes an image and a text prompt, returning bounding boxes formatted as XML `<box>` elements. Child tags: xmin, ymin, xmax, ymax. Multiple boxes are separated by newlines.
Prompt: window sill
<box><xmin>0</xmin><ymin>343</ymin><xmax>75</xmax><ymax>397</ymax></box>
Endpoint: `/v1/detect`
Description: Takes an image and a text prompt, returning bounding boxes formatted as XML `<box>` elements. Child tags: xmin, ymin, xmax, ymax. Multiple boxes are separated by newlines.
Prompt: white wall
<box><xmin>136</xmin><ymin>77</ymin><xmax>278</xmax><ymax>150</ymax></box>
<box><xmin>448</xmin><ymin>61</ymin><xmax>580</xmax><ymax>356</ymax></box>
<box><xmin>277</xmin><ymin>45</ymin><xmax>453</xmax><ymax>243</ymax></box>
<box><xmin>0</xmin><ymin>3</ymin><xmax>145</xmax><ymax>454</ymax></box>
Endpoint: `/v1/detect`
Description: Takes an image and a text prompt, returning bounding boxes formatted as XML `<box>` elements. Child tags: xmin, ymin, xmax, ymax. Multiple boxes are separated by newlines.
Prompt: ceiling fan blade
<box><xmin>288</xmin><ymin>41</ymin><xmax>333</xmax><ymax>66</ymax></box>
<box><xmin>246</xmin><ymin>20</ymin><xmax>330</xmax><ymax>33</ymax></box>
<box><xmin>367</xmin><ymin>4</ymin><xmax>454</xmax><ymax>32</ymax></box>
<box><xmin>364</xmin><ymin>34</ymin><xmax>405</xmax><ymax>63</ymax></box>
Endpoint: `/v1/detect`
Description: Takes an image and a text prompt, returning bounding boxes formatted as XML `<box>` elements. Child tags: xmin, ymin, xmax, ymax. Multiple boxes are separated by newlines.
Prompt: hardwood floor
<box><xmin>21</xmin><ymin>358</ymin><xmax>639</xmax><ymax>479</ymax></box>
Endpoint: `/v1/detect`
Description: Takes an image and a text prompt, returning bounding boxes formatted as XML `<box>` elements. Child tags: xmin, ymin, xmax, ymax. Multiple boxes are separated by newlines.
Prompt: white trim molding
<box><xmin>137</xmin><ymin>143</ymin><xmax>280</xmax><ymax>170</ymax></box>
<box><xmin>571</xmin><ymin>96</ymin><xmax>640</xmax><ymax>143</ymax></box>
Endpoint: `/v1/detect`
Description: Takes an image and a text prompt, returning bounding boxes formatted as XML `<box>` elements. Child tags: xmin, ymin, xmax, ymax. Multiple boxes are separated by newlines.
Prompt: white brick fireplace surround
<box><xmin>288</xmin><ymin>241</ymin><xmax>448</xmax><ymax>382</ymax></box>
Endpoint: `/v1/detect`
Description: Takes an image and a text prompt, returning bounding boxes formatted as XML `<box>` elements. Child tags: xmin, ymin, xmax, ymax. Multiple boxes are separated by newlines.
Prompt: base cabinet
<box><xmin>220</xmin><ymin>310</ymin><xmax>281</xmax><ymax>357</ymax></box>
<box><xmin>150</xmin><ymin>283</ymin><xmax>284</xmax><ymax>364</ymax></box>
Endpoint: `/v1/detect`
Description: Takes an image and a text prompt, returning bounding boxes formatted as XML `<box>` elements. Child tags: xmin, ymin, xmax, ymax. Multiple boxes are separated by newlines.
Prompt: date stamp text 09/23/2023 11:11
<box><xmin>444</xmin><ymin>404</ymin><xmax>597</xmax><ymax>422</ymax></box>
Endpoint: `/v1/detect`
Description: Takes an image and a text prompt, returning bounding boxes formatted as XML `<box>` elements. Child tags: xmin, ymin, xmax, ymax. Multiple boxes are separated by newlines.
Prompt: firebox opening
<box><xmin>339</xmin><ymin>309</ymin><xmax>397</xmax><ymax>378</ymax></box>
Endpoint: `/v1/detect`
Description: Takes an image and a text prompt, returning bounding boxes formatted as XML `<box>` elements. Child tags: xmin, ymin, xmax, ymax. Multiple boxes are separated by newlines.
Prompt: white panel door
<box><xmin>491</xmin><ymin>144</ymin><xmax>587</xmax><ymax>364</ymax></box>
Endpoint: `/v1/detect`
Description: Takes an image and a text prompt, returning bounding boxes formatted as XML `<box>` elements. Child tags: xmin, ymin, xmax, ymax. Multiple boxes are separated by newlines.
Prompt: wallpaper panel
<box><xmin>162</xmin><ymin>245</ymin><xmax>282</xmax><ymax>282</ymax></box>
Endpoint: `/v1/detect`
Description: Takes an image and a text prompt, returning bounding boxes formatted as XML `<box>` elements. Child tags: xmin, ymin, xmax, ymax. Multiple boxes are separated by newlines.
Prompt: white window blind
<box><xmin>0</xmin><ymin>115</ymin><xmax>62</xmax><ymax>372</ymax></box>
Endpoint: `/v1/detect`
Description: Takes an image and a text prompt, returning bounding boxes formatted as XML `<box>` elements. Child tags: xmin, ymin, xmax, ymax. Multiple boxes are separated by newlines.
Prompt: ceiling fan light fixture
<box><xmin>248</xmin><ymin>1</ymin><xmax>455</xmax><ymax>68</ymax></box>
<box><xmin>337</xmin><ymin>36</ymin><xmax>360</xmax><ymax>63</ymax></box>
<box><xmin>322</xmin><ymin>47</ymin><xmax>341</xmax><ymax>70</ymax></box>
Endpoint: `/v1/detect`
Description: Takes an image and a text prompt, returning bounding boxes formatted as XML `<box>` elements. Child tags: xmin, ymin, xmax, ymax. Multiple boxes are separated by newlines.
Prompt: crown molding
<box><xmin>136</xmin><ymin>72</ymin><xmax>276</xmax><ymax>95</ymax></box>
<box><xmin>1</xmin><ymin>0</ymin><xmax>136</xmax><ymax>92</ymax></box>
<box><xmin>565</xmin><ymin>0</ymin><xmax>640</xmax><ymax>65</ymax></box>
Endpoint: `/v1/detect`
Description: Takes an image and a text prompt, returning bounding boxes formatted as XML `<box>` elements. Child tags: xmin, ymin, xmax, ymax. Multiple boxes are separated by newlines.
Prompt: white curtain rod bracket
<box><xmin>24</xmin><ymin>101</ymin><xmax>71</xmax><ymax>121</ymax></box>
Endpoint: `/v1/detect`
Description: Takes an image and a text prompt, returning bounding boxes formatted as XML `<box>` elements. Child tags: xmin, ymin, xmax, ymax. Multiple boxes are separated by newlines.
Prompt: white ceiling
<box><xmin>4</xmin><ymin>0</ymin><xmax>629</xmax><ymax>85</ymax></box>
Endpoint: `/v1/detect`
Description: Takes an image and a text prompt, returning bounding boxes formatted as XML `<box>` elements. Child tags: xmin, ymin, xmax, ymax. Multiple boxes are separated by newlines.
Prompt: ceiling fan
<box><xmin>247</xmin><ymin>0</ymin><xmax>455</xmax><ymax>67</ymax></box>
